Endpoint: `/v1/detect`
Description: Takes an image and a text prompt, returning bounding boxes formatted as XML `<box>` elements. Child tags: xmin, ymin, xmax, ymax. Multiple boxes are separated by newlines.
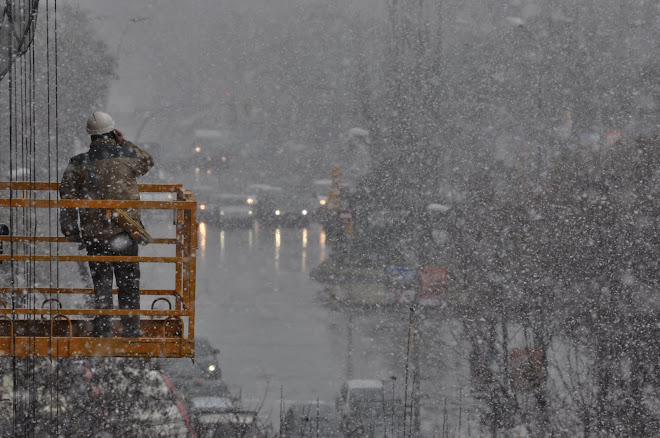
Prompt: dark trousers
<box><xmin>86</xmin><ymin>233</ymin><xmax>140</xmax><ymax>336</ymax></box>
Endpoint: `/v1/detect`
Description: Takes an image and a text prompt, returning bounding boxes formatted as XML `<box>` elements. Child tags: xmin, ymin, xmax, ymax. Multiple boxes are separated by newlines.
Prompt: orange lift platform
<box><xmin>0</xmin><ymin>182</ymin><xmax>197</xmax><ymax>358</ymax></box>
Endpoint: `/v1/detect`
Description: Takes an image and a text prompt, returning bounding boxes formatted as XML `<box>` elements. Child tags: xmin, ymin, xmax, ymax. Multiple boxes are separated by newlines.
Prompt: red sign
<box><xmin>338</xmin><ymin>210</ymin><xmax>353</xmax><ymax>224</ymax></box>
<box><xmin>419</xmin><ymin>267</ymin><xmax>448</xmax><ymax>299</ymax></box>
<box><xmin>605</xmin><ymin>130</ymin><xmax>623</xmax><ymax>147</ymax></box>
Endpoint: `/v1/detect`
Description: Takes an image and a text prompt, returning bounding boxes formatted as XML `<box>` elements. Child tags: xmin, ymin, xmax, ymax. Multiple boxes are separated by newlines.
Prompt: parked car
<box><xmin>193</xmin><ymin>408</ymin><xmax>260</xmax><ymax>438</ymax></box>
<box><xmin>336</xmin><ymin>380</ymin><xmax>386</xmax><ymax>438</ymax></box>
<box><xmin>189</xmin><ymin>394</ymin><xmax>234</xmax><ymax>437</ymax></box>
<box><xmin>156</xmin><ymin>357</ymin><xmax>206</xmax><ymax>396</ymax></box>
<box><xmin>157</xmin><ymin>357</ymin><xmax>230</xmax><ymax>400</ymax></box>
<box><xmin>85</xmin><ymin>359</ymin><xmax>195</xmax><ymax>437</ymax></box>
<box><xmin>186</xmin><ymin>381</ymin><xmax>242</xmax><ymax>437</ymax></box>
<box><xmin>184</xmin><ymin>380</ymin><xmax>262</xmax><ymax>438</ymax></box>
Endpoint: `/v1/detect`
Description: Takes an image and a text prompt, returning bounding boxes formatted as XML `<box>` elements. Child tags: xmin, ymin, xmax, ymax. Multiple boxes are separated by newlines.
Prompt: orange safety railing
<box><xmin>0</xmin><ymin>182</ymin><xmax>197</xmax><ymax>358</ymax></box>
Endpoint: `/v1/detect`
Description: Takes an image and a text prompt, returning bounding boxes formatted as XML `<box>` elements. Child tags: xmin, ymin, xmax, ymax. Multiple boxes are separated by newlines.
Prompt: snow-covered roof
<box><xmin>348</xmin><ymin>127</ymin><xmax>369</xmax><ymax>138</ymax></box>
<box><xmin>194</xmin><ymin>129</ymin><xmax>224</xmax><ymax>139</ymax></box>
<box><xmin>505</xmin><ymin>16</ymin><xmax>525</xmax><ymax>27</ymax></box>
<box><xmin>215</xmin><ymin>193</ymin><xmax>252</xmax><ymax>200</ymax></box>
<box><xmin>285</xmin><ymin>399</ymin><xmax>334</xmax><ymax>407</ymax></box>
<box><xmin>347</xmin><ymin>379</ymin><xmax>383</xmax><ymax>390</ymax></box>
<box><xmin>427</xmin><ymin>203</ymin><xmax>451</xmax><ymax>213</ymax></box>
<box><xmin>247</xmin><ymin>184</ymin><xmax>283</xmax><ymax>193</ymax></box>
<box><xmin>191</xmin><ymin>396</ymin><xmax>233</xmax><ymax>411</ymax></box>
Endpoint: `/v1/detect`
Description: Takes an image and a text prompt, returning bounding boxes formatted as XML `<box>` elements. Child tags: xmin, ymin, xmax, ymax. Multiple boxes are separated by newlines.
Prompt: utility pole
<box><xmin>346</xmin><ymin>313</ymin><xmax>354</xmax><ymax>380</ymax></box>
<box><xmin>403</xmin><ymin>305</ymin><xmax>422</xmax><ymax>438</ymax></box>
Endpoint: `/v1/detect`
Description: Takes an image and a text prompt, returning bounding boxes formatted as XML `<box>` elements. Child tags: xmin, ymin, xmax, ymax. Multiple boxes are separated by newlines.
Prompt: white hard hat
<box><xmin>86</xmin><ymin>111</ymin><xmax>115</xmax><ymax>135</ymax></box>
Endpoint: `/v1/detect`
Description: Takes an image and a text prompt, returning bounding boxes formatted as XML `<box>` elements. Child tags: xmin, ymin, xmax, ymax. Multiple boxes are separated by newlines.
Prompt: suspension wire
<box><xmin>17</xmin><ymin>3</ymin><xmax>24</xmax><ymax>318</ymax></box>
<box><xmin>45</xmin><ymin>0</ymin><xmax>57</xmax><ymax>431</ymax></box>
<box><xmin>6</xmin><ymin>1</ymin><xmax>47</xmax><ymax>433</ymax></box>
<box><xmin>29</xmin><ymin>21</ymin><xmax>36</xmax><ymax>436</ymax></box>
<box><xmin>40</xmin><ymin>0</ymin><xmax>62</xmax><ymax>432</ymax></box>
<box><xmin>27</xmin><ymin>2</ymin><xmax>39</xmax><ymax>428</ymax></box>
<box><xmin>54</xmin><ymin>0</ymin><xmax>61</xmax><ymax>430</ymax></box>
<box><xmin>1</xmin><ymin>1</ymin><xmax>46</xmax><ymax>434</ymax></box>
<box><xmin>54</xmin><ymin>0</ymin><xmax>59</xmax><ymax>315</ymax></box>
<box><xmin>7</xmin><ymin>0</ymin><xmax>17</xmax><ymax>433</ymax></box>
<box><xmin>18</xmin><ymin>7</ymin><xmax>28</xmax><ymax>429</ymax></box>
<box><xmin>45</xmin><ymin>0</ymin><xmax>62</xmax><ymax>430</ymax></box>
<box><xmin>5</xmin><ymin>2</ymin><xmax>65</xmax><ymax>432</ymax></box>
<box><xmin>16</xmin><ymin>9</ymin><xmax>22</xmax><ymax>433</ymax></box>
<box><xmin>18</xmin><ymin>0</ymin><xmax>30</xmax><ymax>431</ymax></box>
<box><xmin>18</xmin><ymin>7</ymin><xmax>27</xmax><ymax>425</ymax></box>
<box><xmin>21</xmin><ymin>1</ymin><xmax>31</xmax><ymax>429</ymax></box>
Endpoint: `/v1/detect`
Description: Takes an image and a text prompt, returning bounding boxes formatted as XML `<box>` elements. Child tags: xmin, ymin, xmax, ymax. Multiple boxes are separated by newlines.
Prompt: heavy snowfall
<box><xmin>1</xmin><ymin>0</ymin><xmax>660</xmax><ymax>437</ymax></box>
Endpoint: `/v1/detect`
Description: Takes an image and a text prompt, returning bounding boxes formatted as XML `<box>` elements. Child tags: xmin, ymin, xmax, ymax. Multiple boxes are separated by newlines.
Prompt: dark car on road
<box><xmin>196</xmin><ymin>337</ymin><xmax>222</xmax><ymax>380</ymax></box>
<box><xmin>198</xmin><ymin>192</ymin><xmax>255</xmax><ymax>228</ymax></box>
<box><xmin>258</xmin><ymin>193</ymin><xmax>310</xmax><ymax>228</ymax></box>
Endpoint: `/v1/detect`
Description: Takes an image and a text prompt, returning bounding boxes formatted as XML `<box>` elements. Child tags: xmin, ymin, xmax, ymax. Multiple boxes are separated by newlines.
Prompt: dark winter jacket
<box><xmin>59</xmin><ymin>138</ymin><xmax>154</xmax><ymax>242</ymax></box>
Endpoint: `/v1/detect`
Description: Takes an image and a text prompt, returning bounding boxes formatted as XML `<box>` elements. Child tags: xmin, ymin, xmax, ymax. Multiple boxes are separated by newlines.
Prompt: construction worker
<box><xmin>59</xmin><ymin>111</ymin><xmax>154</xmax><ymax>337</ymax></box>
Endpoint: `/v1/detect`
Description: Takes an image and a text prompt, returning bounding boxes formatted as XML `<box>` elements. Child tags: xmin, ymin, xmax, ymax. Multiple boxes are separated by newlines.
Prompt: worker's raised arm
<box><xmin>121</xmin><ymin>139</ymin><xmax>154</xmax><ymax>178</ymax></box>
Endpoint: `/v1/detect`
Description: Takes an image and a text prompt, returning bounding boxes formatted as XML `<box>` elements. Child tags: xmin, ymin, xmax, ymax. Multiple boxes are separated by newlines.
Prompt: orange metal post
<box><xmin>187</xmin><ymin>194</ymin><xmax>197</xmax><ymax>351</ymax></box>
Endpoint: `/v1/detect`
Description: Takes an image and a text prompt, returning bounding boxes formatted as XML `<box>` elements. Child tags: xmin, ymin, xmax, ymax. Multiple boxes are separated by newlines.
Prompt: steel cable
<box><xmin>45</xmin><ymin>0</ymin><xmax>58</xmax><ymax>432</ymax></box>
<box><xmin>53</xmin><ymin>0</ymin><xmax>61</xmax><ymax>430</ymax></box>
<box><xmin>3</xmin><ymin>1</ymin><xmax>51</xmax><ymax>433</ymax></box>
<box><xmin>6</xmin><ymin>1</ymin><xmax>18</xmax><ymax>433</ymax></box>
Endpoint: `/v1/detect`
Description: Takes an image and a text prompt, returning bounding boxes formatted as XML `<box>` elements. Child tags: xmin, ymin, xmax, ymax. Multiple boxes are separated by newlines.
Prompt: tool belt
<box><xmin>85</xmin><ymin>152</ymin><xmax>152</xmax><ymax>245</ymax></box>
<box><xmin>106</xmin><ymin>208</ymin><xmax>153</xmax><ymax>245</ymax></box>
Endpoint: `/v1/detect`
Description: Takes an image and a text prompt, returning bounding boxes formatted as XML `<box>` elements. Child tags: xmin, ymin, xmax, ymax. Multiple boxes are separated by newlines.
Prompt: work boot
<box><xmin>122</xmin><ymin>316</ymin><xmax>142</xmax><ymax>338</ymax></box>
<box><xmin>92</xmin><ymin>316</ymin><xmax>113</xmax><ymax>337</ymax></box>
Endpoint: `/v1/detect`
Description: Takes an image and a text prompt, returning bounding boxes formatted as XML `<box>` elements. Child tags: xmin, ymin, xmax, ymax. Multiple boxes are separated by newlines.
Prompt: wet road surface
<box><xmin>195</xmin><ymin>223</ymin><xmax>344</xmax><ymax>405</ymax></box>
<box><xmin>141</xmin><ymin>220</ymin><xmax>473</xmax><ymax>431</ymax></box>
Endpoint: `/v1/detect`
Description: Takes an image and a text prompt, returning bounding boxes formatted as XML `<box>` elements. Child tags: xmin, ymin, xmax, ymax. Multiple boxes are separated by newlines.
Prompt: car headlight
<box><xmin>275</xmin><ymin>210</ymin><xmax>281</xmax><ymax>216</ymax></box>
<box><xmin>248</xmin><ymin>211</ymin><xmax>253</xmax><ymax>215</ymax></box>
<box><xmin>208</xmin><ymin>364</ymin><xmax>216</xmax><ymax>372</ymax></box>
<box><xmin>200</xmin><ymin>205</ymin><xmax>206</xmax><ymax>210</ymax></box>
<box><xmin>302</xmin><ymin>210</ymin><xmax>308</xmax><ymax>215</ymax></box>
<box><xmin>220</xmin><ymin>211</ymin><xmax>225</xmax><ymax>215</ymax></box>
<box><xmin>246</xmin><ymin>198</ymin><xmax>255</xmax><ymax>205</ymax></box>
<box><xmin>194</xmin><ymin>147</ymin><xmax>201</xmax><ymax>153</ymax></box>
<box><xmin>319</xmin><ymin>199</ymin><xmax>326</xmax><ymax>205</ymax></box>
